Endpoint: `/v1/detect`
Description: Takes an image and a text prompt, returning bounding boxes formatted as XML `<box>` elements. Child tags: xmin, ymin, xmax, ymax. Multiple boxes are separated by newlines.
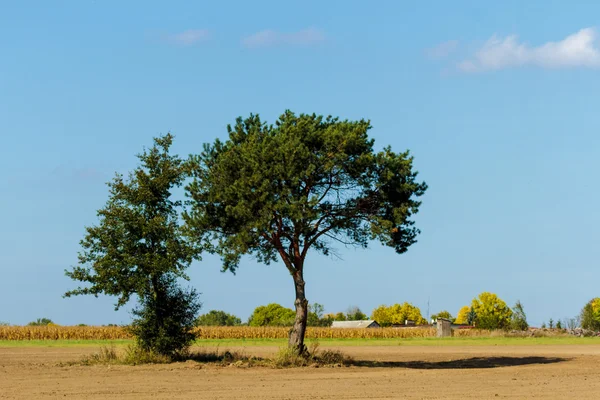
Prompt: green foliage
<box><xmin>371</xmin><ymin>303</ymin><xmax>427</xmax><ymax>327</ymax></box>
<box><xmin>471</xmin><ymin>292</ymin><xmax>513</xmax><ymax>330</ymax></box>
<box><xmin>467</xmin><ymin>307</ymin><xmax>477</xmax><ymax>326</ymax></box>
<box><xmin>0</xmin><ymin>321</ymin><xmax>9</xmax><ymax>326</ymax></box>
<box><xmin>248</xmin><ymin>304</ymin><xmax>296</xmax><ymax>327</ymax></box>
<box><xmin>431</xmin><ymin>310</ymin><xmax>454</xmax><ymax>322</ymax></box>
<box><xmin>64</xmin><ymin>135</ymin><xmax>202</xmax><ymax>356</ymax></box>
<box><xmin>27</xmin><ymin>318</ymin><xmax>54</xmax><ymax>326</ymax></box>
<box><xmin>580</xmin><ymin>298</ymin><xmax>600</xmax><ymax>331</ymax></box>
<box><xmin>509</xmin><ymin>300</ymin><xmax>528</xmax><ymax>331</ymax></box>
<box><xmin>333</xmin><ymin>312</ymin><xmax>347</xmax><ymax>321</ymax></box>
<box><xmin>185</xmin><ymin>111</ymin><xmax>427</xmax><ymax>348</ymax></box>
<box><xmin>454</xmin><ymin>306</ymin><xmax>470</xmax><ymax>324</ymax></box>
<box><xmin>65</xmin><ymin>134</ymin><xmax>199</xmax><ymax>309</ymax></box>
<box><xmin>548</xmin><ymin>318</ymin><xmax>554</xmax><ymax>329</ymax></box>
<box><xmin>128</xmin><ymin>278</ymin><xmax>201</xmax><ymax>357</ymax></box>
<box><xmin>346</xmin><ymin>306</ymin><xmax>368</xmax><ymax>321</ymax></box>
<box><xmin>196</xmin><ymin>310</ymin><xmax>242</xmax><ymax>326</ymax></box>
<box><xmin>307</xmin><ymin>303</ymin><xmax>332</xmax><ymax>327</ymax></box>
<box><xmin>556</xmin><ymin>320</ymin><xmax>562</xmax><ymax>330</ymax></box>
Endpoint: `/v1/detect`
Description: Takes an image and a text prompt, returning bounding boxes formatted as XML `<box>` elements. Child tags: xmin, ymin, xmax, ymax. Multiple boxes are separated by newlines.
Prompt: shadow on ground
<box><xmin>351</xmin><ymin>356</ymin><xmax>569</xmax><ymax>369</ymax></box>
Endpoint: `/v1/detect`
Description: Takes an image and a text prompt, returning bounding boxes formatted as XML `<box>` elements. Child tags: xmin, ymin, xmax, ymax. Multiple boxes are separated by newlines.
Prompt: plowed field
<box><xmin>2</xmin><ymin>344</ymin><xmax>599</xmax><ymax>399</ymax></box>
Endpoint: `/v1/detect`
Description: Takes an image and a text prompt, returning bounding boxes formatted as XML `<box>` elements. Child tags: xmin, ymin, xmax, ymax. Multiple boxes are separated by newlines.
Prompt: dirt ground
<box><xmin>1</xmin><ymin>344</ymin><xmax>600</xmax><ymax>399</ymax></box>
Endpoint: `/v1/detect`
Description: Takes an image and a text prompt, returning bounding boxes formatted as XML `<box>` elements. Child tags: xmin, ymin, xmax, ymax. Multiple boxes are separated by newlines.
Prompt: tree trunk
<box><xmin>288</xmin><ymin>271</ymin><xmax>308</xmax><ymax>354</ymax></box>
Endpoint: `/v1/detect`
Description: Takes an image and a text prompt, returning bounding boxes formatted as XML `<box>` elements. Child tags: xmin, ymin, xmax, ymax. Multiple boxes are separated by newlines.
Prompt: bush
<box><xmin>455</xmin><ymin>306</ymin><xmax>470</xmax><ymax>324</ymax></box>
<box><xmin>371</xmin><ymin>303</ymin><xmax>427</xmax><ymax>327</ymax></box>
<box><xmin>128</xmin><ymin>279</ymin><xmax>201</xmax><ymax>357</ymax></box>
<box><xmin>509</xmin><ymin>300</ymin><xmax>528</xmax><ymax>331</ymax></box>
<box><xmin>248</xmin><ymin>303</ymin><xmax>296</xmax><ymax>327</ymax></box>
<box><xmin>272</xmin><ymin>342</ymin><xmax>350</xmax><ymax>368</ymax></box>
<box><xmin>196</xmin><ymin>310</ymin><xmax>241</xmax><ymax>326</ymax></box>
<box><xmin>471</xmin><ymin>292</ymin><xmax>512</xmax><ymax>330</ymax></box>
<box><xmin>27</xmin><ymin>318</ymin><xmax>55</xmax><ymax>326</ymax></box>
<box><xmin>581</xmin><ymin>298</ymin><xmax>600</xmax><ymax>331</ymax></box>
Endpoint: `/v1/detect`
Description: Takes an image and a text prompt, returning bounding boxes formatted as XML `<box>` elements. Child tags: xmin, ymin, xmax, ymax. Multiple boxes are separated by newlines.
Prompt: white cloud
<box><xmin>165</xmin><ymin>29</ymin><xmax>210</xmax><ymax>46</ymax></box>
<box><xmin>458</xmin><ymin>28</ymin><xmax>600</xmax><ymax>72</ymax></box>
<box><xmin>426</xmin><ymin>40</ymin><xmax>459</xmax><ymax>60</ymax></box>
<box><xmin>242</xmin><ymin>27</ymin><xmax>325</xmax><ymax>48</ymax></box>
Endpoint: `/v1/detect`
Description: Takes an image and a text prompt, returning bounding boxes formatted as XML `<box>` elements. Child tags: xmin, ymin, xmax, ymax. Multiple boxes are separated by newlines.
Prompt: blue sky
<box><xmin>1</xmin><ymin>0</ymin><xmax>599</xmax><ymax>327</ymax></box>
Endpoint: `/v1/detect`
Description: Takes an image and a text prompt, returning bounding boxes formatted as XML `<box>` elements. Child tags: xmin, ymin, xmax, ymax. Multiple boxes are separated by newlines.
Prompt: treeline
<box><xmin>194</xmin><ymin>294</ymin><xmax>600</xmax><ymax>332</ymax></box>
<box><xmin>7</xmin><ymin>294</ymin><xmax>599</xmax><ymax>333</ymax></box>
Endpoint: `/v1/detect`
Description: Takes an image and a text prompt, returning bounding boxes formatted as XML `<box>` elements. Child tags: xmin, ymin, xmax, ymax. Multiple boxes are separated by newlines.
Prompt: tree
<box><xmin>346</xmin><ymin>306</ymin><xmax>368</xmax><ymax>321</ymax></box>
<box><xmin>471</xmin><ymin>292</ymin><xmax>512</xmax><ymax>330</ymax></box>
<box><xmin>185</xmin><ymin>111</ymin><xmax>427</xmax><ymax>352</ymax></box>
<box><xmin>467</xmin><ymin>307</ymin><xmax>477</xmax><ymax>326</ymax></box>
<box><xmin>556</xmin><ymin>320</ymin><xmax>562</xmax><ymax>330</ymax></box>
<box><xmin>455</xmin><ymin>306</ymin><xmax>470</xmax><ymax>324</ymax></box>
<box><xmin>27</xmin><ymin>318</ymin><xmax>54</xmax><ymax>326</ymax></box>
<box><xmin>196</xmin><ymin>310</ymin><xmax>242</xmax><ymax>326</ymax></box>
<box><xmin>548</xmin><ymin>318</ymin><xmax>554</xmax><ymax>329</ymax></box>
<box><xmin>510</xmin><ymin>300</ymin><xmax>528</xmax><ymax>331</ymax></box>
<box><xmin>248</xmin><ymin>303</ymin><xmax>296</xmax><ymax>326</ymax></box>
<box><xmin>371</xmin><ymin>303</ymin><xmax>427</xmax><ymax>327</ymax></box>
<box><xmin>580</xmin><ymin>298</ymin><xmax>600</xmax><ymax>331</ymax></box>
<box><xmin>333</xmin><ymin>312</ymin><xmax>347</xmax><ymax>321</ymax></box>
<box><xmin>65</xmin><ymin>135</ymin><xmax>202</xmax><ymax>356</ymax></box>
<box><xmin>431</xmin><ymin>310</ymin><xmax>454</xmax><ymax>323</ymax></box>
<box><xmin>307</xmin><ymin>303</ymin><xmax>333</xmax><ymax>327</ymax></box>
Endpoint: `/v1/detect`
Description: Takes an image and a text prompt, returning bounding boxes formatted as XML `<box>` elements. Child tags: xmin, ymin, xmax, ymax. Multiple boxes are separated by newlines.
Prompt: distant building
<box><xmin>331</xmin><ymin>320</ymin><xmax>380</xmax><ymax>328</ymax></box>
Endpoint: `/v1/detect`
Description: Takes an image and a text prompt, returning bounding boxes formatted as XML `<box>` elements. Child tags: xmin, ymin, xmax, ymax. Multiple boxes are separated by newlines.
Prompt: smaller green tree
<box><xmin>248</xmin><ymin>304</ymin><xmax>296</xmax><ymax>326</ymax></box>
<box><xmin>196</xmin><ymin>310</ymin><xmax>242</xmax><ymax>326</ymax></box>
<box><xmin>510</xmin><ymin>300</ymin><xmax>528</xmax><ymax>331</ymax></box>
<box><xmin>556</xmin><ymin>320</ymin><xmax>562</xmax><ymax>330</ymax></box>
<box><xmin>27</xmin><ymin>318</ymin><xmax>54</xmax><ymax>326</ymax></box>
<box><xmin>548</xmin><ymin>318</ymin><xmax>554</xmax><ymax>329</ymax></box>
<box><xmin>431</xmin><ymin>310</ymin><xmax>454</xmax><ymax>323</ymax></box>
<box><xmin>64</xmin><ymin>134</ymin><xmax>202</xmax><ymax>357</ymax></box>
<box><xmin>471</xmin><ymin>292</ymin><xmax>512</xmax><ymax>330</ymax></box>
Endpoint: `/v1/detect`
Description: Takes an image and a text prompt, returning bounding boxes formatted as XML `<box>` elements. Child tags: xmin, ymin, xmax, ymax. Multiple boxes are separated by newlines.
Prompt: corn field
<box><xmin>0</xmin><ymin>326</ymin><xmax>490</xmax><ymax>341</ymax></box>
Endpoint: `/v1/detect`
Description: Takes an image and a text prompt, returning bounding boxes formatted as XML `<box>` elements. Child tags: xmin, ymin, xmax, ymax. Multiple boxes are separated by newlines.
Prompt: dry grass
<box><xmin>69</xmin><ymin>342</ymin><xmax>349</xmax><ymax>368</ymax></box>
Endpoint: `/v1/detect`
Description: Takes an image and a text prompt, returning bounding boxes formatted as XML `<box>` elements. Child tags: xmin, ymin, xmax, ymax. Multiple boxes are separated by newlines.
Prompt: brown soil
<box><xmin>1</xmin><ymin>345</ymin><xmax>599</xmax><ymax>399</ymax></box>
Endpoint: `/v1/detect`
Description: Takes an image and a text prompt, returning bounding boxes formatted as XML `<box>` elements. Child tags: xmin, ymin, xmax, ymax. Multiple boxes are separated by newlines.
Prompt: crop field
<box><xmin>0</xmin><ymin>325</ymin><xmax>491</xmax><ymax>341</ymax></box>
<box><xmin>2</xmin><ymin>340</ymin><xmax>600</xmax><ymax>399</ymax></box>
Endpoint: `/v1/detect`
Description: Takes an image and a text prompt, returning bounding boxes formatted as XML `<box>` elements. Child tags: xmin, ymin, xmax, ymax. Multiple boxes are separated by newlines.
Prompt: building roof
<box><xmin>331</xmin><ymin>320</ymin><xmax>379</xmax><ymax>328</ymax></box>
